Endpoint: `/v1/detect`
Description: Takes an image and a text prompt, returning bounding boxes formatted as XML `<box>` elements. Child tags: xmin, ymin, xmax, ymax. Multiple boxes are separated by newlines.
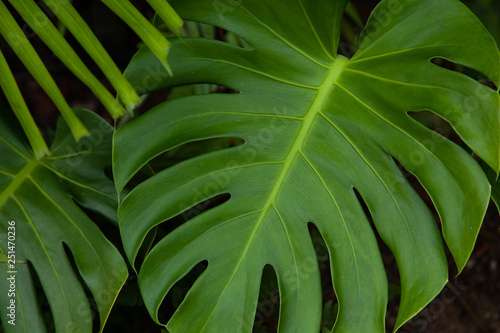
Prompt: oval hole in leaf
<box><xmin>407</xmin><ymin>111</ymin><xmax>460</xmax><ymax>144</ymax></box>
<box><xmin>253</xmin><ymin>264</ymin><xmax>280</xmax><ymax>331</ymax></box>
<box><xmin>430</xmin><ymin>57</ymin><xmax>498</xmax><ymax>90</ymax></box>
<box><xmin>148</xmin><ymin>137</ymin><xmax>244</xmax><ymax>172</ymax></box>
<box><xmin>62</xmin><ymin>242</ymin><xmax>101</xmax><ymax>329</ymax></box>
<box><xmin>308</xmin><ymin>223</ymin><xmax>337</xmax><ymax>332</ymax></box>
<box><xmin>71</xmin><ymin>196</ymin><xmax>119</xmax><ymax>231</ymax></box>
<box><xmin>157</xmin><ymin>260</ymin><xmax>209</xmax><ymax>324</ymax></box>
<box><xmin>180</xmin><ymin>20</ymin><xmax>252</xmax><ymax>50</ymax></box>
<box><xmin>121</xmin><ymin>138</ymin><xmax>243</xmax><ymax>192</ymax></box>
<box><xmin>389</xmin><ymin>157</ymin><xmax>441</xmax><ymax>228</ymax></box>
<box><xmin>27</xmin><ymin>260</ymin><xmax>56</xmax><ymax>331</ymax></box>
<box><xmin>168</xmin><ymin>84</ymin><xmax>239</xmax><ymax>100</ymax></box>
<box><xmin>352</xmin><ymin>187</ymin><xmax>402</xmax><ymax>291</ymax></box>
<box><xmin>149</xmin><ymin>193</ymin><xmax>232</xmax><ymax>255</ymax></box>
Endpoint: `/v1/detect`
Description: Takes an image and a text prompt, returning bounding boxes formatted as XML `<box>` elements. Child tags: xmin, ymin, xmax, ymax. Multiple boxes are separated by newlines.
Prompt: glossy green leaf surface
<box><xmin>0</xmin><ymin>109</ymin><xmax>127</xmax><ymax>332</ymax></box>
<box><xmin>114</xmin><ymin>0</ymin><xmax>500</xmax><ymax>331</ymax></box>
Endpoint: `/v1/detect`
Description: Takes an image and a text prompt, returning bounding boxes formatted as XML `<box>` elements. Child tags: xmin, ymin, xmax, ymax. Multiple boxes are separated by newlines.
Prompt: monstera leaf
<box><xmin>0</xmin><ymin>108</ymin><xmax>127</xmax><ymax>332</ymax></box>
<box><xmin>114</xmin><ymin>0</ymin><xmax>500</xmax><ymax>331</ymax></box>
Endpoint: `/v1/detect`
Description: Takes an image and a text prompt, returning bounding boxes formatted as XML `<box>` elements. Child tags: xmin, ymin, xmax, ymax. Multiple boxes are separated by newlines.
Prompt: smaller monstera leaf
<box><xmin>0</xmin><ymin>108</ymin><xmax>127</xmax><ymax>332</ymax></box>
<box><xmin>114</xmin><ymin>0</ymin><xmax>500</xmax><ymax>332</ymax></box>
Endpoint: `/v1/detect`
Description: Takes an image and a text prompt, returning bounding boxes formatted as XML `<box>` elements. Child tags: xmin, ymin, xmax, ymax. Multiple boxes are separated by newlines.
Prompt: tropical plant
<box><xmin>0</xmin><ymin>0</ymin><xmax>181</xmax><ymax>332</ymax></box>
<box><xmin>0</xmin><ymin>107</ymin><xmax>127</xmax><ymax>332</ymax></box>
<box><xmin>0</xmin><ymin>0</ymin><xmax>182</xmax><ymax>155</ymax></box>
<box><xmin>113</xmin><ymin>0</ymin><xmax>500</xmax><ymax>332</ymax></box>
<box><xmin>1</xmin><ymin>0</ymin><xmax>499</xmax><ymax>332</ymax></box>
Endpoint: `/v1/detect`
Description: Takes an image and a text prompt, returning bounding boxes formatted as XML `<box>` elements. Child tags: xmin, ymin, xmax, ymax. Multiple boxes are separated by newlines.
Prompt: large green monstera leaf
<box><xmin>114</xmin><ymin>0</ymin><xmax>500</xmax><ymax>331</ymax></box>
<box><xmin>0</xmin><ymin>108</ymin><xmax>127</xmax><ymax>332</ymax></box>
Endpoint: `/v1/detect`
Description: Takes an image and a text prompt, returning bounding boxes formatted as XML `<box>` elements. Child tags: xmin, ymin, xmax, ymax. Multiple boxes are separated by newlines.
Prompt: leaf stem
<box><xmin>146</xmin><ymin>0</ymin><xmax>183</xmax><ymax>36</ymax></box>
<box><xmin>42</xmin><ymin>0</ymin><xmax>141</xmax><ymax>113</ymax></box>
<box><xmin>0</xmin><ymin>1</ymin><xmax>89</xmax><ymax>141</ymax></box>
<box><xmin>101</xmin><ymin>0</ymin><xmax>173</xmax><ymax>75</ymax></box>
<box><xmin>10</xmin><ymin>0</ymin><xmax>129</xmax><ymax>119</ymax></box>
<box><xmin>0</xmin><ymin>49</ymin><xmax>49</xmax><ymax>159</ymax></box>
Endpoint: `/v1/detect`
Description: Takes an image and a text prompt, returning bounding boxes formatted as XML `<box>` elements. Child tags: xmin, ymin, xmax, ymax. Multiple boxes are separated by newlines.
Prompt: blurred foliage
<box><xmin>464</xmin><ymin>0</ymin><xmax>500</xmax><ymax>45</ymax></box>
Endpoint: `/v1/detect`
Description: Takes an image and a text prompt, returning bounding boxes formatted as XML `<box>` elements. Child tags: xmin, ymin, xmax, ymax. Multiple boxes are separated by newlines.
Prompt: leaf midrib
<box><xmin>200</xmin><ymin>56</ymin><xmax>348</xmax><ymax>331</ymax></box>
<box><xmin>264</xmin><ymin>56</ymin><xmax>349</xmax><ymax>212</ymax></box>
